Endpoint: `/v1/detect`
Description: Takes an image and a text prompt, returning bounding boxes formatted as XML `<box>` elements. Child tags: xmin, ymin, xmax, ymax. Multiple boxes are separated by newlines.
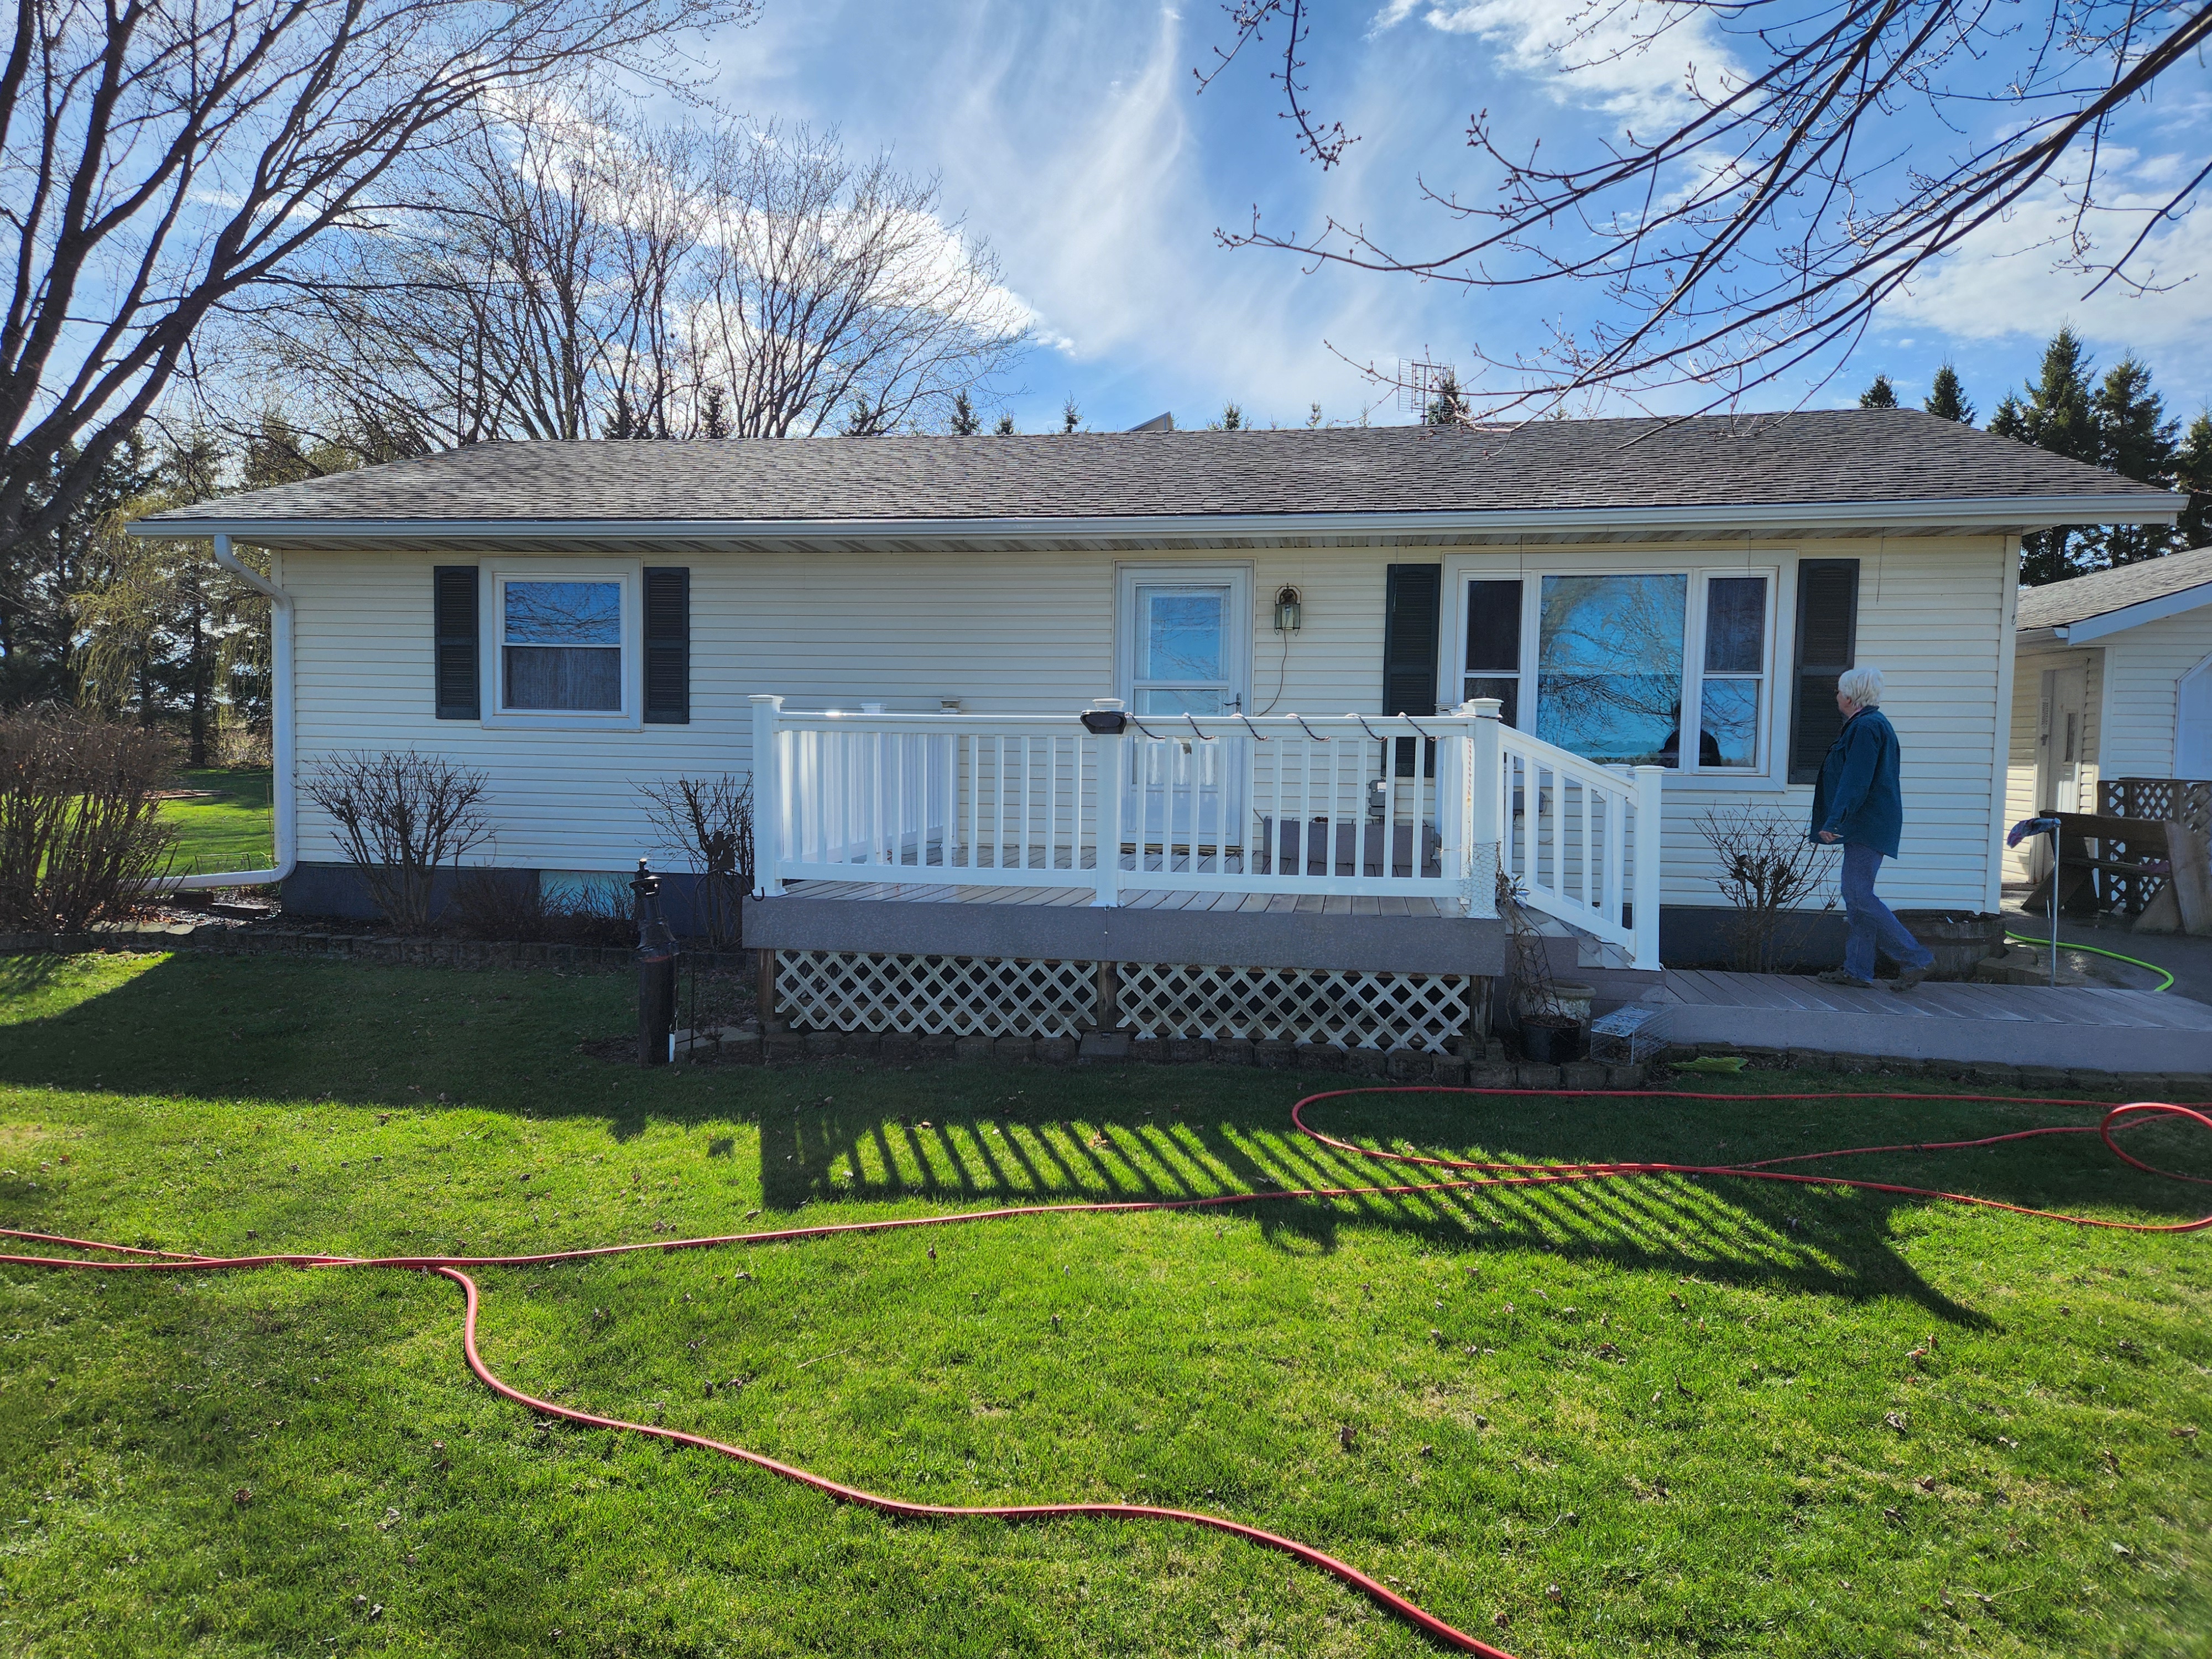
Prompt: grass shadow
<box><xmin>3</xmin><ymin>950</ymin><xmax>2201</xmax><ymax>1333</ymax></box>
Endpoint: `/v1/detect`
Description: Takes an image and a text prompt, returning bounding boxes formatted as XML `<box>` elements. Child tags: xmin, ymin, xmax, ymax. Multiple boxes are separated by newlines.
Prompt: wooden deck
<box><xmin>1647</xmin><ymin>969</ymin><xmax>2212</xmax><ymax>1072</ymax></box>
<box><xmin>785</xmin><ymin>879</ymin><xmax>1457</xmax><ymax>918</ymax></box>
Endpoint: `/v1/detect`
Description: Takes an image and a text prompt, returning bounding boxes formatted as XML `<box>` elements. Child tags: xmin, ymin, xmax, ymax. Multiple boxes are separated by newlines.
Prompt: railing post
<box><xmin>1089</xmin><ymin>699</ymin><xmax>1125</xmax><ymax>907</ymax></box>
<box><xmin>1631</xmin><ymin>763</ymin><xmax>1665</xmax><ymax>971</ymax></box>
<box><xmin>750</xmin><ymin>694</ymin><xmax>785</xmax><ymax>897</ymax></box>
<box><xmin>1463</xmin><ymin>699</ymin><xmax>1502</xmax><ymax>918</ymax></box>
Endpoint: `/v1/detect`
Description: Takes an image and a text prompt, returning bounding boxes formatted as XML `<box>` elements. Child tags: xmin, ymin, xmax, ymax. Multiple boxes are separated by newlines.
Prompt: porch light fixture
<box><xmin>1274</xmin><ymin>585</ymin><xmax>1303</xmax><ymax>633</ymax></box>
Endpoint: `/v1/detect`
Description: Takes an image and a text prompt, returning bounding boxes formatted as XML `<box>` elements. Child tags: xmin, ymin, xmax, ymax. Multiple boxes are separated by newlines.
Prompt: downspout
<box><xmin>166</xmin><ymin>533</ymin><xmax>295</xmax><ymax>890</ymax></box>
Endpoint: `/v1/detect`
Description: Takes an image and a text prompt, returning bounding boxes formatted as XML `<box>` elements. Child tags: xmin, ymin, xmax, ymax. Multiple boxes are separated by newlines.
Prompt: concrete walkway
<box><xmin>2000</xmin><ymin>889</ymin><xmax>2212</xmax><ymax>1006</ymax></box>
<box><xmin>1634</xmin><ymin>968</ymin><xmax>2212</xmax><ymax>1074</ymax></box>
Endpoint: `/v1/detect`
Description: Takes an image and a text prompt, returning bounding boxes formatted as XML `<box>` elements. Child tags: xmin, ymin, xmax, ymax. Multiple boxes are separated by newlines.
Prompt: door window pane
<box><xmin>502</xmin><ymin>580</ymin><xmax>622</xmax><ymax>711</ymax></box>
<box><xmin>1141</xmin><ymin>589</ymin><xmax>1224</xmax><ymax>681</ymax></box>
<box><xmin>1537</xmin><ymin>575</ymin><xmax>1687</xmax><ymax>765</ymax></box>
<box><xmin>1704</xmin><ymin>577</ymin><xmax>1766</xmax><ymax>673</ymax></box>
<box><xmin>1134</xmin><ymin>687</ymin><xmax>1227</xmax><ymax>716</ymax></box>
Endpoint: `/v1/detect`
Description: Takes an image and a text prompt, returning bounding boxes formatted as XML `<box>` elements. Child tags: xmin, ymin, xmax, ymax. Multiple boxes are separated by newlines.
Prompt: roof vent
<box><xmin>1127</xmin><ymin>412</ymin><xmax>1174</xmax><ymax>433</ymax></box>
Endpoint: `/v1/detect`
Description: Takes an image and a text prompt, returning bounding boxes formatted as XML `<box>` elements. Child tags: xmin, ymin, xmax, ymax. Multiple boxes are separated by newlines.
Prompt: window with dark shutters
<box><xmin>1383</xmin><ymin>563</ymin><xmax>1442</xmax><ymax>777</ymax></box>
<box><xmin>1787</xmin><ymin>559</ymin><xmax>1859</xmax><ymax>784</ymax></box>
<box><xmin>434</xmin><ymin>566</ymin><xmax>479</xmax><ymax>719</ymax></box>
<box><xmin>643</xmin><ymin>567</ymin><xmax>690</xmax><ymax>724</ymax></box>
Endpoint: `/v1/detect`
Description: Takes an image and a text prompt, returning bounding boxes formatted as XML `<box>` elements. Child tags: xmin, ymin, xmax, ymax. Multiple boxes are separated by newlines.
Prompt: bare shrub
<box><xmin>0</xmin><ymin>707</ymin><xmax>178</xmax><ymax>931</ymax></box>
<box><xmin>545</xmin><ymin>880</ymin><xmax>635</xmax><ymax>948</ymax></box>
<box><xmin>303</xmin><ymin>752</ymin><xmax>490</xmax><ymax>933</ymax></box>
<box><xmin>639</xmin><ymin>774</ymin><xmax>753</xmax><ymax>946</ymax></box>
<box><xmin>450</xmin><ymin>868</ymin><xmax>638</xmax><ymax>946</ymax></box>
<box><xmin>451</xmin><ymin>868</ymin><xmax>550</xmax><ymax>941</ymax></box>
<box><xmin>1698</xmin><ymin>805</ymin><xmax>1839</xmax><ymax>972</ymax></box>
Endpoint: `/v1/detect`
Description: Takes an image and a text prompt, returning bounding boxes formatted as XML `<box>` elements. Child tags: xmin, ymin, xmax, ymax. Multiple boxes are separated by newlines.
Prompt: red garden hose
<box><xmin>4</xmin><ymin>1087</ymin><xmax>2208</xmax><ymax>1655</ymax></box>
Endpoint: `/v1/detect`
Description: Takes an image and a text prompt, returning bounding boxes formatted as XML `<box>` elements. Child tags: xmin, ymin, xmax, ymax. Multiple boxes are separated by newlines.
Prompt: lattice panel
<box><xmin>1116</xmin><ymin>962</ymin><xmax>1471</xmax><ymax>1052</ymax></box>
<box><xmin>776</xmin><ymin>951</ymin><xmax>1097</xmax><ymax>1038</ymax></box>
<box><xmin>2096</xmin><ymin>779</ymin><xmax>2211</xmax><ymax>914</ymax></box>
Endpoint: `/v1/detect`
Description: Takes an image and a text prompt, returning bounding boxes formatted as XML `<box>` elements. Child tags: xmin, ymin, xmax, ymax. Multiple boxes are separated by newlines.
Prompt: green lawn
<box><xmin>0</xmin><ymin>951</ymin><xmax>2205</xmax><ymax>1658</ymax></box>
<box><xmin>158</xmin><ymin>768</ymin><xmax>274</xmax><ymax>875</ymax></box>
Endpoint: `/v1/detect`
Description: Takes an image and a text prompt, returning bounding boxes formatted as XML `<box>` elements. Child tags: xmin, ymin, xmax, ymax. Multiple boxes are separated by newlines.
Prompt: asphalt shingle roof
<box><xmin>143</xmin><ymin>409</ymin><xmax>2175</xmax><ymax>528</ymax></box>
<box><xmin>2016</xmin><ymin>544</ymin><xmax>2212</xmax><ymax>632</ymax></box>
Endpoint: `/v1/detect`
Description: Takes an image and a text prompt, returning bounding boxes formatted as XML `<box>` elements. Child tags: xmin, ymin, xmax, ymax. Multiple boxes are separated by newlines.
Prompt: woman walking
<box><xmin>1809</xmin><ymin>667</ymin><xmax>1936</xmax><ymax>991</ymax></box>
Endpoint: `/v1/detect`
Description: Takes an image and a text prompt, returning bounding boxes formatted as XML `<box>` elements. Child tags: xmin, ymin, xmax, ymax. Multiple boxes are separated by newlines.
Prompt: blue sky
<box><xmin>698</xmin><ymin>1</ymin><xmax>2212</xmax><ymax>434</ymax></box>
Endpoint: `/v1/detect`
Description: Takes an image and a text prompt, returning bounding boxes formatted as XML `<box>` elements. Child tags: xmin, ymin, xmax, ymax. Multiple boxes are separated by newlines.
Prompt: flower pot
<box><xmin>1519</xmin><ymin>1014</ymin><xmax>1584</xmax><ymax>1063</ymax></box>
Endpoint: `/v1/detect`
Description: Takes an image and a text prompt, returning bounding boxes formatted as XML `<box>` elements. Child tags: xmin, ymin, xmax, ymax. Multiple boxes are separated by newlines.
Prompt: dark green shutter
<box><xmin>1383</xmin><ymin>563</ymin><xmax>1442</xmax><ymax>776</ymax></box>
<box><xmin>643</xmin><ymin>567</ymin><xmax>690</xmax><ymax>724</ymax></box>
<box><xmin>1787</xmin><ymin>559</ymin><xmax>1859</xmax><ymax>784</ymax></box>
<box><xmin>434</xmin><ymin>566</ymin><xmax>479</xmax><ymax>719</ymax></box>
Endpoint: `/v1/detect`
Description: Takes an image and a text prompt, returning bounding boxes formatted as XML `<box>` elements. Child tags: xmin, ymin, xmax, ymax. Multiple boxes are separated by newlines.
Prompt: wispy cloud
<box><xmin>1881</xmin><ymin>156</ymin><xmax>2212</xmax><ymax>354</ymax></box>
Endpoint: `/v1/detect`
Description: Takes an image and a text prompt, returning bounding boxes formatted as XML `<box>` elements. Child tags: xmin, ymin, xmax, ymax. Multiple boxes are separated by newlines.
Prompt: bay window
<box><xmin>1458</xmin><ymin>567</ymin><xmax>1775</xmax><ymax>774</ymax></box>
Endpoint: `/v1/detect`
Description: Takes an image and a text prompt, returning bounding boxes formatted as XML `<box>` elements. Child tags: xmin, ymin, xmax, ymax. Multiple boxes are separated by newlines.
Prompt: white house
<box><xmin>2004</xmin><ymin>545</ymin><xmax>2212</xmax><ymax>884</ymax></box>
<box><xmin>140</xmin><ymin>411</ymin><xmax>2174</xmax><ymax>1047</ymax></box>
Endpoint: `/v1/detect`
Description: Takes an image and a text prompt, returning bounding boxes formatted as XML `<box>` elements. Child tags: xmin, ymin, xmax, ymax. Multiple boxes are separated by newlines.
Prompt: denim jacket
<box><xmin>1808</xmin><ymin>706</ymin><xmax>1904</xmax><ymax>858</ymax></box>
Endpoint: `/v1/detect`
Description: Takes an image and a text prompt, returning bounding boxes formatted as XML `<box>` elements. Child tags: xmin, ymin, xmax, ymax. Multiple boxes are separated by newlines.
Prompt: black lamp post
<box><xmin>632</xmin><ymin>857</ymin><xmax>678</xmax><ymax>1066</ymax></box>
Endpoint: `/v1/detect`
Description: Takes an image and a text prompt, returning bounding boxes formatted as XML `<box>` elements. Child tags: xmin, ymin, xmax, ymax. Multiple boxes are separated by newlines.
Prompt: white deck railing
<box><xmin>751</xmin><ymin>695</ymin><xmax>1664</xmax><ymax>967</ymax></box>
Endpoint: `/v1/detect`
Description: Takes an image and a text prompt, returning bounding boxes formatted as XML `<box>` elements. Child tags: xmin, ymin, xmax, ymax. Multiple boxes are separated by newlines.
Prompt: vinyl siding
<box><xmin>283</xmin><ymin>533</ymin><xmax>2015</xmax><ymax>911</ymax></box>
<box><xmin>2099</xmin><ymin>606</ymin><xmax>2212</xmax><ymax>779</ymax></box>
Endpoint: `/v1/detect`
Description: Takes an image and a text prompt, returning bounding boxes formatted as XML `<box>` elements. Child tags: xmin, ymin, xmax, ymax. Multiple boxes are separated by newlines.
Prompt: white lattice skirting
<box><xmin>775</xmin><ymin>951</ymin><xmax>1098</xmax><ymax>1038</ymax></box>
<box><xmin>1117</xmin><ymin>963</ymin><xmax>1472</xmax><ymax>1052</ymax></box>
<box><xmin>774</xmin><ymin>950</ymin><xmax>1474</xmax><ymax>1050</ymax></box>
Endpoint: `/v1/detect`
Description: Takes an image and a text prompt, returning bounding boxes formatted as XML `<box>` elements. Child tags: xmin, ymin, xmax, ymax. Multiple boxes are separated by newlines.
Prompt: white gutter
<box><xmin>133</xmin><ymin>492</ymin><xmax>2180</xmax><ymax>546</ymax></box>
<box><xmin>165</xmin><ymin>533</ymin><xmax>295</xmax><ymax>891</ymax></box>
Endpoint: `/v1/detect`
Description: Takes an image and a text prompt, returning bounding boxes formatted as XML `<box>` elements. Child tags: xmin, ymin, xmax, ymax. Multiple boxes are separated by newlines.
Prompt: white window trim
<box><xmin>479</xmin><ymin>560</ymin><xmax>643</xmax><ymax>731</ymax></box>
<box><xmin>1442</xmin><ymin>557</ymin><xmax>1786</xmax><ymax>786</ymax></box>
<box><xmin>1114</xmin><ymin>562</ymin><xmax>1254</xmax><ymax>715</ymax></box>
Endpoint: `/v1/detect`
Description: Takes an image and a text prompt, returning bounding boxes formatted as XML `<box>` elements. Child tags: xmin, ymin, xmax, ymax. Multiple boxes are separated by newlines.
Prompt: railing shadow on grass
<box><xmin>751</xmin><ymin>1082</ymin><xmax>2210</xmax><ymax>1329</ymax></box>
<box><xmin>2</xmin><ymin>951</ymin><xmax>2199</xmax><ymax>1328</ymax></box>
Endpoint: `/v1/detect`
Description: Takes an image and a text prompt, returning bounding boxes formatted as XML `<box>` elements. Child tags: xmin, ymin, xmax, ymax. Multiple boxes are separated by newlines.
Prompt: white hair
<box><xmin>1838</xmin><ymin>666</ymin><xmax>1884</xmax><ymax>707</ymax></box>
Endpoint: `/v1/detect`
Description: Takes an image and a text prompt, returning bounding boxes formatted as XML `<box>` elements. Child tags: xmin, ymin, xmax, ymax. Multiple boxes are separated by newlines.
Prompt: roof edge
<box><xmin>2037</xmin><ymin>579</ymin><xmax>2212</xmax><ymax>643</ymax></box>
<box><xmin>134</xmin><ymin>493</ymin><xmax>2181</xmax><ymax>542</ymax></box>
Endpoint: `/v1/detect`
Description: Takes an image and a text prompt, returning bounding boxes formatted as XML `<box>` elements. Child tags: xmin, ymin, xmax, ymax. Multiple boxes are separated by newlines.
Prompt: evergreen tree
<box><xmin>994</xmin><ymin>414</ymin><xmax>1016</xmax><ymax>436</ymax></box>
<box><xmin>1422</xmin><ymin>372</ymin><xmax>1469</xmax><ymax>426</ymax></box>
<box><xmin>1857</xmin><ymin>373</ymin><xmax>1897</xmax><ymax>409</ymax></box>
<box><xmin>2089</xmin><ymin>355</ymin><xmax>2179</xmax><ymax>567</ymax></box>
<box><xmin>1207</xmin><ymin>402</ymin><xmax>1245</xmax><ymax>431</ymax></box>
<box><xmin>1924</xmin><ymin>364</ymin><xmax>1973</xmax><ymax>423</ymax></box>
<box><xmin>948</xmin><ymin>390</ymin><xmax>981</xmax><ymax>436</ymax></box>
<box><xmin>0</xmin><ymin>434</ymin><xmax>157</xmax><ymax>707</ymax></box>
<box><xmin>2003</xmin><ymin>327</ymin><xmax>2101</xmax><ymax>585</ymax></box>
<box><xmin>1060</xmin><ymin>397</ymin><xmax>1082</xmax><ymax>434</ymax></box>
<box><xmin>698</xmin><ymin>384</ymin><xmax>732</xmax><ymax>441</ymax></box>
<box><xmin>2176</xmin><ymin>411</ymin><xmax>2212</xmax><ymax>549</ymax></box>
<box><xmin>1987</xmin><ymin>392</ymin><xmax>2028</xmax><ymax>442</ymax></box>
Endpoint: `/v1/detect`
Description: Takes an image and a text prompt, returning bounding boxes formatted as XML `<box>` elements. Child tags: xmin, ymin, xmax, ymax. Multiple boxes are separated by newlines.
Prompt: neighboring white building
<box><xmin>2004</xmin><ymin>545</ymin><xmax>2212</xmax><ymax>883</ymax></box>
<box><xmin>142</xmin><ymin>411</ymin><xmax>2174</xmax><ymax>1020</ymax></box>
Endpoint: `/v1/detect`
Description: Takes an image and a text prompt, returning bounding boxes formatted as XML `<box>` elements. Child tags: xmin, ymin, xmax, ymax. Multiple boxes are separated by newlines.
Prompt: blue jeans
<box><xmin>1840</xmin><ymin>842</ymin><xmax>1933</xmax><ymax>982</ymax></box>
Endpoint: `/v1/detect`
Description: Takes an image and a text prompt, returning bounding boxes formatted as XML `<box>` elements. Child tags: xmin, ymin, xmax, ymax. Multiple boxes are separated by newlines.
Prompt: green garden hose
<box><xmin>2004</xmin><ymin>931</ymin><xmax>2177</xmax><ymax>993</ymax></box>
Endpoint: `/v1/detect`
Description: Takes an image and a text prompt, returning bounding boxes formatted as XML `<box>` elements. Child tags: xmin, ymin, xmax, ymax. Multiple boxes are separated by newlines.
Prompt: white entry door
<box><xmin>1118</xmin><ymin>567</ymin><xmax>1250</xmax><ymax>850</ymax></box>
<box><xmin>2037</xmin><ymin>666</ymin><xmax>2088</xmax><ymax>813</ymax></box>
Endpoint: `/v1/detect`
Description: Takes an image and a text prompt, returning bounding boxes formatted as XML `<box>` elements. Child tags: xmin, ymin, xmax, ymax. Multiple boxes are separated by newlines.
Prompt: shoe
<box><xmin>1816</xmin><ymin>969</ymin><xmax>1875</xmax><ymax>988</ymax></box>
<box><xmin>1891</xmin><ymin>964</ymin><xmax>1931</xmax><ymax>993</ymax></box>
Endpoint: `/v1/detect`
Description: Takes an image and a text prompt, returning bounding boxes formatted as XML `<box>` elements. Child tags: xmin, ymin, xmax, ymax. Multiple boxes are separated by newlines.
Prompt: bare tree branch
<box><xmin>0</xmin><ymin>0</ymin><xmax>751</xmax><ymax>559</ymax></box>
<box><xmin>1202</xmin><ymin>0</ymin><xmax>2212</xmax><ymax>413</ymax></box>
